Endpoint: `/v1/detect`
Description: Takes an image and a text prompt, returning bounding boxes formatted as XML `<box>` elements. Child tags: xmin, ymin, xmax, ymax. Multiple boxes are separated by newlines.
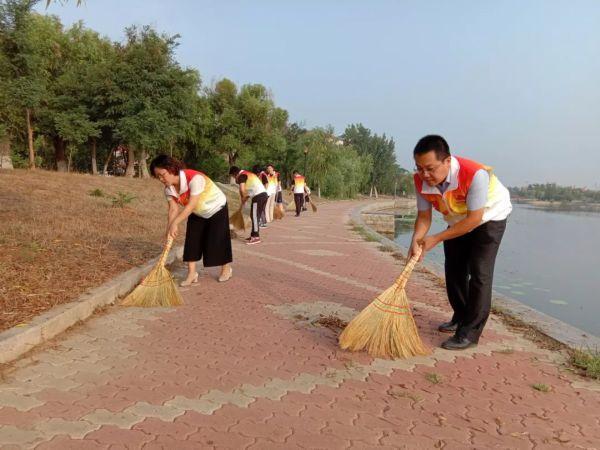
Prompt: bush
<box><xmin>111</xmin><ymin>191</ymin><xmax>136</xmax><ymax>208</ymax></box>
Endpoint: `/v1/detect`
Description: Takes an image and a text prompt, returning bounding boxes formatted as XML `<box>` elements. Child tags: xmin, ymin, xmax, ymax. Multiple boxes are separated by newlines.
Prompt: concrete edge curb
<box><xmin>350</xmin><ymin>201</ymin><xmax>600</xmax><ymax>352</ymax></box>
<box><xmin>0</xmin><ymin>245</ymin><xmax>184</xmax><ymax>365</ymax></box>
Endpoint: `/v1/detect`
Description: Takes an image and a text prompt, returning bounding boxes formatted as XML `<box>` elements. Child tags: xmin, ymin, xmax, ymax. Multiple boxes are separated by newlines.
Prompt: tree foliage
<box><xmin>0</xmin><ymin>1</ymin><xmax>411</xmax><ymax>198</ymax></box>
<box><xmin>509</xmin><ymin>183</ymin><xmax>600</xmax><ymax>203</ymax></box>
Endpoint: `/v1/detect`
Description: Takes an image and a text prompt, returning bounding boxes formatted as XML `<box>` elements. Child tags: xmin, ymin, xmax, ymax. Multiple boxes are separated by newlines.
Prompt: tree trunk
<box><xmin>26</xmin><ymin>108</ymin><xmax>35</xmax><ymax>169</ymax></box>
<box><xmin>139</xmin><ymin>149</ymin><xmax>150</xmax><ymax>179</ymax></box>
<box><xmin>102</xmin><ymin>148</ymin><xmax>113</xmax><ymax>175</ymax></box>
<box><xmin>374</xmin><ymin>186</ymin><xmax>378</xmax><ymax>199</ymax></box>
<box><xmin>53</xmin><ymin>136</ymin><xmax>68</xmax><ymax>172</ymax></box>
<box><xmin>228</xmin><ymin>151</ymin><xmax>237</xmax><ymax>167</ymax></box>
<box><xmin>125</xmin><ymin>146</ymin><xmax>136</xmax><ymax>177</ymax></box>
<box><xmin>228</xmin><ymin>151</ymin><xmax>237</xmax><ymax>183</ymax></box>
<box><xmin>91</xmin><ymin>138</ymin><xmax>98</xmax><ymax>175</ymax></box>
<box><xmin>0</xmin><ymin>136</ymin><xmax>13</xmax><ymax>169</ymax></box>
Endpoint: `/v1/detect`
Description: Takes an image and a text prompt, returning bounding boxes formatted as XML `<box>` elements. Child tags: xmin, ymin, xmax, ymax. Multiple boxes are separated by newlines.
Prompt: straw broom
<box><xmin>230</xmin><ymin>206</ymin><xmax>246</xmax><ymax>230</ymax></box>
<box><xmin>308</xmin><ymin>197</ymin><xmax>317</xmax><ymax>212</ymax></box>
<box><xmin>339</xmin><ymin>246</ymin><xmax>430</xmax><ymax>359</ymax></box>
<box><xmin>283</xmin><ymin>191</ymin><xmax>294</xmax><ymax>211</ymax></box>
<box><xmin>273</xmin><ymin>205</ymin><xmax>284</xmax><ymax>220</ymax></box>
<box><xmin>121</xmin><ymin>237</ymin><xmax>183</xmax><ymax>307</ymax></box>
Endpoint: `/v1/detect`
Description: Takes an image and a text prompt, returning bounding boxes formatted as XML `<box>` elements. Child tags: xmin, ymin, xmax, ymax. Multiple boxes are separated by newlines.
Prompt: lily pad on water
<box><xmin>549</xmin><ymin>299</ymin><xmax>569</xmax><ymax>305</ymax></box>
<box><xmin>533</xmin><ymin>287</ymin><xmax>551</xmax><ymax>292</ymax></box>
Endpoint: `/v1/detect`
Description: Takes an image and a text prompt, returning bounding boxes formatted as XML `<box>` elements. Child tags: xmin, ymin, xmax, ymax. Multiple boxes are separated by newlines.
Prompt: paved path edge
<box><xmin>0</xmin><ymin>245</ymin><xmax>185</xmax><ymax>365</ymax></box>
<box><xmin>351</xmin><ymin>200</ymin><xmax>600</xmax><ymax>351</ymax></box>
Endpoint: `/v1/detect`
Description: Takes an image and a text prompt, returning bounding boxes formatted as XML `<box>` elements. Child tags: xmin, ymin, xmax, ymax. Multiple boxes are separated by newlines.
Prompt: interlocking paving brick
<box><xmin>0</xmin><ymin>425</ymin><xmax>44</xmax><ymax>446</ymax></box>
<box><xmin>33</xmin><ymin>417</ymin><xmax>100</xmax><ymax>439</ymax></box>
<box><xmin>164</xmin><ymin>396</ymin><xmax>220</xmax><ymax>415</ymax></box>
<box><xmin>81</xmin><ymin>409</ymin><xmax>142</xmax><ymax>428</ymax></box>
<box><xmin>123</xmin><ymin>401</ymin><xmax>185</xmax><ymax>422</ymax></box>
<box><xmin>296</xmin><ymin>249</ymin><xmax>345</xmax><ymax>257</ymax></box>
<box><xmin>0</xmin><ymin>391</ymin><xmax>45</xmax><ymax>412</ymax></box>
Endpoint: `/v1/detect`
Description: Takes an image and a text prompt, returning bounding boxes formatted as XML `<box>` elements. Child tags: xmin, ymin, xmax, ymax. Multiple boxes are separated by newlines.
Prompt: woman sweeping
<box><xmin>150</xmin><ymin>155</ymin><xmax>233</xmax><ymax>286</ymax></box>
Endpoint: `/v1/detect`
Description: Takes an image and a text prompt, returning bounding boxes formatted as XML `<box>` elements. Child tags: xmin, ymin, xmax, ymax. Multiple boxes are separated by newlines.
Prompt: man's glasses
<box><xmin>414</xmin><ymin>162</ymin><xmax>444</xmax><ymax>175</ymax></box>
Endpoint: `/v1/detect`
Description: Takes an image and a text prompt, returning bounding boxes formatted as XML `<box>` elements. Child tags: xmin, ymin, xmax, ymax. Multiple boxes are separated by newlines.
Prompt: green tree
<box><xmin>111</xmin><ymin>25</ymin><xmax>199</xmax><ymax>177</ymax></box>
<box><xmin>204</xmin><ymin>78</ymin><xmax>288</xmax><ymax>169</ymax></box>
<box><xmin>342</xmin><ymin>123</ymin><xmax>398</xmax><ymax>196</ymax></box>
<box><xmin>0</xmin><ymin>0</ymin><xmax>62</xmax><ymax>168</ymax></box>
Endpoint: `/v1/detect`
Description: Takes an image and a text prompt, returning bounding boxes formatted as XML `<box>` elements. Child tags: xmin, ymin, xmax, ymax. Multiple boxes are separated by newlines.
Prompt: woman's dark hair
<box><xmin>229</xmin><ymin>166</ymin><xmax>240</xmax><ymax>176</ymax></box>
<box><xmin>149</xmin><ymin>154</ymin><xmax>185</xmax><ymax>177</ymax></box>
<box><xmin>413</xmin><ymin>135</ymin><xmax>451</xmax><ymax>160</ymax></box>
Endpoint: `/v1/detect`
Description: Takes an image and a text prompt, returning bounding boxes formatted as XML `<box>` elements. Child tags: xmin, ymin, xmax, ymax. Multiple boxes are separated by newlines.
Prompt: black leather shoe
<box><xmin>438</xmin><ymin>321</ymin><xmax>458</xmax><ymax>333</ymax></box>
<box><xmin>441</xmin><ymin>336</ymin><xmax>476</xmax><ymax>350</ymax></box>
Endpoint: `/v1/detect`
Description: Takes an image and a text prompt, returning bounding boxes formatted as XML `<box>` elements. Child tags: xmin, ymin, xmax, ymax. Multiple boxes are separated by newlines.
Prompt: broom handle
<box><xmin>394</xmin><ymin>245</ymin><xmax>422</xmax><ymax>289</ymax></box>
<box><xmin>158</xmin><ymin>237</ymin><xmax>174</xmax><ymax>267</ymax></box>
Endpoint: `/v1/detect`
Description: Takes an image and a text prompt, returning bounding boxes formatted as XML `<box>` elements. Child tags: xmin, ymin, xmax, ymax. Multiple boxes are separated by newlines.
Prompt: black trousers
<box><xmin>250</xmin><ymin>193</ymin><xmax>268</xmax><ymax>237</ymax></box>
<box><xmin>183</xmin><ymin>204</ymin><xmax>233</xmax><ymax>266</ymax></box>
<box><xmin>443</xmin><ymin>219</ymin><xmax>507</xmax><ymax>343</ymax></box>
<box><xmin>294</xmin><ymin>193</ymin><xmax>304</xmax><ymax>215</ymax></box>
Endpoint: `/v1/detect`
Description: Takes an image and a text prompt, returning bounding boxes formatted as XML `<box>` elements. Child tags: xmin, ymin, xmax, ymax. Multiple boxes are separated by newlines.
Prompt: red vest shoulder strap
<box><xmin>182</xmin><ymin>169</ymin><xmax>203</xmax><ymax>183</ymax></box>
<box><xmin>455</xmin><ymin>157</ymin><xmax>485</xmax><ymax>194</ymax></box>
<box><xmin>413</xmin><ymin>173</ymin><xmax>423</xmax><ymax>193</ymax></box>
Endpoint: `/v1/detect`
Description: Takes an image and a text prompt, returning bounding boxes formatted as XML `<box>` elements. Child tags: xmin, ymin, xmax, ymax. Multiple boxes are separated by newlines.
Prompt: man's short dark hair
<box><xmin>413</xmin><ymin>135</ymin><xmax>451</xmax><ymax>160</ymax></box>
<box><xmin>150</xmin><ymin>154</ymin><xmax>185</xmax><ymax>177</ymax></box>
<box><xmin>292</xmin><ymin>170</ymin><xmax>298</xmax><ymax>175</ymax></box>
<box><xmin>266</xmin><ymin>163</ymin><xmax>274</xmax><ymax>169</ymax></box>
<box><xmin>229</xmin><ymin>166</ymin><xmax>240</xmax><ymax>176</ymax></box>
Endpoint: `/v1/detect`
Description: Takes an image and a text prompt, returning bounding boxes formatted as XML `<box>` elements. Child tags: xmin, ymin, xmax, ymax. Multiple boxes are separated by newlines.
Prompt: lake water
<box><xmin>394</xmin><ymin>204</ymin><xmax>600</xmax><ymax>337</ymax></box>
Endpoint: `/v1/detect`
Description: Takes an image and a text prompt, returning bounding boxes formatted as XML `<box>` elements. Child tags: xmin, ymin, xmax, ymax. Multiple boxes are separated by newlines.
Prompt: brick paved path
<box><xmin>1</xmin><ymin>201</ymin><xmax>599</xmax><ymax>449</ymax></box>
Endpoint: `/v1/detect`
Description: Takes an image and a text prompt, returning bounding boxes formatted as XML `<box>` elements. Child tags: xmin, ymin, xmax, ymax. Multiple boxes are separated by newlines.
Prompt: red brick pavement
<box><xmin>0</xmin><ymin>201</ymin><xmax>599</xmax><ymax>449</ymax></box>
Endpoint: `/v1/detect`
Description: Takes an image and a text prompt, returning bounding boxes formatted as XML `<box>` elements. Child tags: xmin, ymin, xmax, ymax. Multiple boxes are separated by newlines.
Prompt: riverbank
<box><xmin>1</xmin><ymin>199</ymin><xmax>598</xmax><ymax>447</ymax></box>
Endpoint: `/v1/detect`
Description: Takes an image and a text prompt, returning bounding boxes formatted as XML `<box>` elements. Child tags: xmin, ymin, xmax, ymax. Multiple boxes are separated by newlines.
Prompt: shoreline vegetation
<box><xmin>509</xmin><ymin>183</ymin><xmax>600</xmax><ymax>213</ymax></box>
<box><xmin>512</xmin><ymin>198</ymin><xmax>600</xmax><ymax>213</ymax></box>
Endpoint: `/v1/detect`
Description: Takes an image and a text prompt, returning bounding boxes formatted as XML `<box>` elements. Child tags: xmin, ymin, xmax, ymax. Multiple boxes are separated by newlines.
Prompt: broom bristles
<box><xmin>122</xmin><ymin>238</ymin><xmax>183</xmax><ymax>307</ymax></box>
<box><xmin>339</xmin><ymin>248</ymin><xmax>430</xmax><ymax>359</ymax></box>
<box><xmin>310</xmin><ymin>201</ymin><xmax>317</xmax><ymax>212</ymax></box>
<box><xmin>274</xmin><ymin>206</ymin><xmax>284</xmax><ymax>220</ymax></box>
<box><xmin>230</xmin><ymin>208</ymin><xmax>246</xmax><ymax>230</ymax></box>
<box><xmin>122</xmin><ymin>265</ymin><xmax>183</xmax><ymax>307</ymax></box>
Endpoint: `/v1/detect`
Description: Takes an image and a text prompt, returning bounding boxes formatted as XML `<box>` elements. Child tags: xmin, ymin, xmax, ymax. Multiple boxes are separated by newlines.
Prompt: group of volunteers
<box><xmin>149</xmin><ymin>134</ymin><xmax>512</xmax><ymax>352</ymax></box>
<box><xmin>149</xmin><ymin>155</ymin><xmax>312</xmax><ymax>286</ymax></box>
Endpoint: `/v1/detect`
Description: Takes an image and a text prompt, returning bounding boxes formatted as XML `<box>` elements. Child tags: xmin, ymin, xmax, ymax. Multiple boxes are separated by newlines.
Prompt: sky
<box><xmin>39</xmin><ymin>0</ymin><xmax>600</xmax><ymax>188</ymax></box>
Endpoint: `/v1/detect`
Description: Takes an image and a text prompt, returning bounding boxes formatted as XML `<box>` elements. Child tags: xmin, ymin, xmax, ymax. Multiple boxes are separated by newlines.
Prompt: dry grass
<box><xmin>424</xmin><ymin>372</ymin><xmax>443</xmax><ymax>384</ymax></box>
<box><xmin>0</xmin><ymin>169</ymin><xmax>175</xmax><ymax>331</ymax></box>
<box><xmin>531</xmin><ymin>383</ymin><xmax>551</xmax><ymax>392</ymax></box>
